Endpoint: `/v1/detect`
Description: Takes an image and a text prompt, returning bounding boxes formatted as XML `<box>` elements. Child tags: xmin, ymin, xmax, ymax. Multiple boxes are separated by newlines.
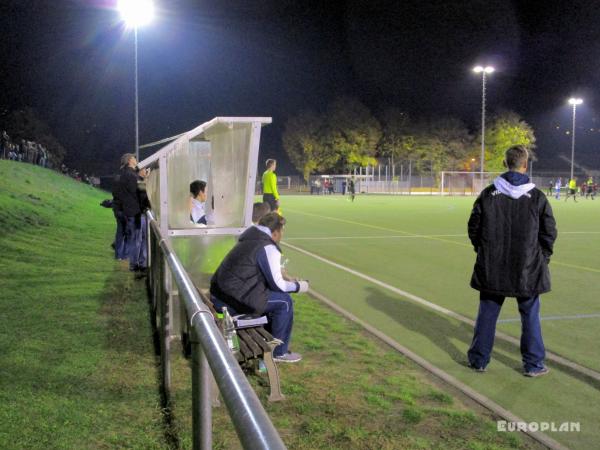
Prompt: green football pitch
<box><xmin>279</xmin><ymin>193</ymin><xmax>600</xmax><ymax>449</ymax></box>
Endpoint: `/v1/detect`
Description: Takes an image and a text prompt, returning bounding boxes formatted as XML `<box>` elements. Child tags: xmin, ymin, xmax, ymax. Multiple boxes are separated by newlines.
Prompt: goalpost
<box><xmin>440</xmin><ymin>171</ymin><xmax>502</xmax><ymax>196</ymax></box>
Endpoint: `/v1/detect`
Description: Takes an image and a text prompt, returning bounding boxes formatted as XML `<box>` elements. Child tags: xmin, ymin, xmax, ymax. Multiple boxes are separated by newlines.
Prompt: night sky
<box><xmin>2</xmin><ymin>0</ymin><xmax>600</xmax><ymax>176</ymax></box>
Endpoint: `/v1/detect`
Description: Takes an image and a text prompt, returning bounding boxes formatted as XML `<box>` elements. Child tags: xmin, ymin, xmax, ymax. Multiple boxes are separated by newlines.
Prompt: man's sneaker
<box><xmin>524</xmin><ymin>367</ymin><xmax>550</xmax><ymax>378</ymax></box>
<box><xmin>467</xmin><ymin>362</ymin><xmax>486</xmax><ymax>373</ymax></box>
<box><xmin>273</xmin><ymin>352</ymin><xmax>302</xmax><ymax>363</ymax></box>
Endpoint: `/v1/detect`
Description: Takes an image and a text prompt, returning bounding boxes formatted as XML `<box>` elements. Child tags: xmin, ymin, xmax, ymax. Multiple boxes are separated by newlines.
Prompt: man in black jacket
<box><xmin>210</xmin><ymin>213</ymin><xmax>309</xmax><ymax>363</ymax></box>
<box><xmin>467</xmin><ymin>146</ymin><xmax>557</xmax><ymax>377</ymax></box>
<box><xmin>114</xmin><ymin>153</ymin><xmax>148</xmax><ymax>273</ymax></box>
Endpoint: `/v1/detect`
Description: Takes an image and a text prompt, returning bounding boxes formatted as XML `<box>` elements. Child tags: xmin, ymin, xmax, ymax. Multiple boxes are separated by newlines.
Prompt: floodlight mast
<box><xmin>568</xmin><ymin>97</ymin><xmax>583</xmax><ymax>180</ymax></box>
<box><xmin>118</xmin><ymin>0</ymin><xmax>155</xmax><ymax>160</ymax></box>
<box><xmin>473</xmin><ymin>65</ymin><xmax>494</xmax><ymax>189</ymax></box>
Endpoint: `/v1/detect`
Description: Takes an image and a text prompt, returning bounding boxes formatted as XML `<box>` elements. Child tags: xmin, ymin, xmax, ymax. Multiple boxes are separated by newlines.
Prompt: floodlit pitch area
<box><xmin>280</xmin><ymin>193</ymin><xmax>600</xmax><ymax>449</ymax></box>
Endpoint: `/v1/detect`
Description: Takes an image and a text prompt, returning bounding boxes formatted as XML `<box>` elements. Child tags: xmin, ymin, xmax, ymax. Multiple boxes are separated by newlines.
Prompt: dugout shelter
<box><xmin>138</xmin><ymin>116</ymin><xmax>271</xmax><ymax>332</ymax></box>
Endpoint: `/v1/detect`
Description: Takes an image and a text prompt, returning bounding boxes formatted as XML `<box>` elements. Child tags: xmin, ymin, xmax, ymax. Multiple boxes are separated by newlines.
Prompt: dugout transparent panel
<box><xmin>146</xmin><ymin>168</ymin><xmax>161</xmax><ymax>221</ymax></box>
<box><xmin>202</xmin><ymin>122</ymin><xmax>252</xmax><ymax>228</ymax></box>
<box><xmin>166</xmin><ymin>140</ymin><xmax>212</xmax><ymax>229</ymax></box>
<box><xmin>171</xmin><ymin>235</ymin><xmax>237</xmax><ymax>291</ymax></box>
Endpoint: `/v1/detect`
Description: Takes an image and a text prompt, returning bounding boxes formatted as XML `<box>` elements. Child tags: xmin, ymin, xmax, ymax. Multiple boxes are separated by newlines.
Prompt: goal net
<box><xmin>440</xmin><ymin>171</ymin><xmax>503</xmax><ymax>196</ymax></box>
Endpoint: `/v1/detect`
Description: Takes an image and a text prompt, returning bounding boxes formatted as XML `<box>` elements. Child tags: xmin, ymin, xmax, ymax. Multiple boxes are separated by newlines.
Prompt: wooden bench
<box><xmin>195</xmin><ymin>288</ymin><xmax>285</xmax><ymax>403</ymax></box>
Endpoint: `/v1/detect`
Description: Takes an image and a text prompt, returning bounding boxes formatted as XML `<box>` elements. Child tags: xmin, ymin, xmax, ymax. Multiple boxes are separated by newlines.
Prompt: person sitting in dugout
<box><xmin>189</xmin><ymin>180</ymin><xmax>208</xmax><ymax>225</ymax></box>
<box><xmin>210</xmin><ymin>212</ymin><xmax>309</xmax><ymax>363</ymax></box>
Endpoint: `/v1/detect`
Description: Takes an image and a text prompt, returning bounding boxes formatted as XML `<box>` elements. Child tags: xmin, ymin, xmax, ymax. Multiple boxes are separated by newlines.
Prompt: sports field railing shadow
<box><xmin>364</xmin><ymin>286</ymin><xmax>524</xmax><ymax>373</ymax></box>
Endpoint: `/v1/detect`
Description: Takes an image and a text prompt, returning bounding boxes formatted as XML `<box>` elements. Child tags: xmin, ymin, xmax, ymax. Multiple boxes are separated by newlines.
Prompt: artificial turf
<box><xmin>279</xmin><ymin>193</ymin><xmax>600</xmax><ymax>450</ymax></box>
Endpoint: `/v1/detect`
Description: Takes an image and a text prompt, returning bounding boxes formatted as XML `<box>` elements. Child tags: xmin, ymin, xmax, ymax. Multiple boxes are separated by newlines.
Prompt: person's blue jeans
<box><xmin>114</xmin><ymin>210</ymin><xmax>128</xmax><ymax>260</ymax></box>
<box><xmin>211</xmin><ymin>291</ymin><xmax>294</xmax><ymax>358</ymax></box>
<box><xmin>125</xmin><ymin>214</ymin><xmax>147</xmax><ymax>270</ymax></box>
<box><xmin>467</xmin><ymin>293</ymin><xmax>546</xmax><ymax>372</ymax></box>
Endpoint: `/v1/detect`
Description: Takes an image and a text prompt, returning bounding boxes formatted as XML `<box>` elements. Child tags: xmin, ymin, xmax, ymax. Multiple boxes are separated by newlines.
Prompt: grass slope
<box><xmin>0</xmin><ymin>161</ymin><xmax>164</xmax><ymax>449</ymax></box>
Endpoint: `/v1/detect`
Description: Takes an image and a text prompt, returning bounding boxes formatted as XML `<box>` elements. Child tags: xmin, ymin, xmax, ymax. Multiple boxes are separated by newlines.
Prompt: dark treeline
<box><xmin>283</xmin><ymin>96</ymin><xmax>536</xmax><ymax>180</ymax></box>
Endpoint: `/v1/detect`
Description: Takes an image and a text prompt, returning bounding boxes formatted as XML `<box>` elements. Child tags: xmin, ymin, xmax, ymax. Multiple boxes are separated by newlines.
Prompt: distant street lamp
<box><xmin>118</xmin><ymin>0</ymin><xmax>155</xmax><ymax>160</ymax></box>
<box><xmin>473</xmin><ymin>65</ymin><xmax>494</xmax><ymax>188</ymax></box>
<box><xmin>568</xmin><ymin>97</ymin><xmax>583</xmax><ymax>181</ymax></box>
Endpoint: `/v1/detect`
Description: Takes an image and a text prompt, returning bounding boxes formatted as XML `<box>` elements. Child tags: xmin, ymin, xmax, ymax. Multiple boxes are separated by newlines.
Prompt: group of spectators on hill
<box><xmin>1</xmin><ymin>128</ymin><xmax>101</xmax><ymax>188</ymax></box>
<box><xmin>1</xmin><ymin>130</ymin><xmax>50</xmax><ymax>167</ymax></box>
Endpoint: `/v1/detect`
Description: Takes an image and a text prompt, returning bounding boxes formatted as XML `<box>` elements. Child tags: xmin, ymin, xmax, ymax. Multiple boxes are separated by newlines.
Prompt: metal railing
<box><xmin>146</xmin><ymin>211</ymin><xmax>286</xmax><ymax>450</ymax></box>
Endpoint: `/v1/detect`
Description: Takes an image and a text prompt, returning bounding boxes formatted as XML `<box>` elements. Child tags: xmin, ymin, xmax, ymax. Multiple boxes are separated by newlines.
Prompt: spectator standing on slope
<box><xmin>114</xmin><ymin>153</ymin><xmax>149</xmax><ymax>274</ymax></box>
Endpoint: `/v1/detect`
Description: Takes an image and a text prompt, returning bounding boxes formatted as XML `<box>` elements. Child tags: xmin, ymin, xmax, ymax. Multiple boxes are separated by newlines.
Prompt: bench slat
<box><xmin>236</xmin><ymin>335</ymin><xmax>253</xmax><ymax>361</ymax></box>
<box><xmin>238</xmin><ymin>329</ymin><xmax>262</xmax><ymax>358</ymax></box>
<box><xmin>246</xmin><ymin>328</ymin><xmax>271</xmax><ymax>353</ymax></box>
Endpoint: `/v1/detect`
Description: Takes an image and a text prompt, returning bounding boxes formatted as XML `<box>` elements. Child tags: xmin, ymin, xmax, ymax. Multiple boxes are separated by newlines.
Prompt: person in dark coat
<box><xmin>114</xmin><ymin>153</ymin><xmax>148</xmax><ymax>273</ymax></box>
<box><xmin>111</xmin><ymin>174</ymin><xmax>128</xmax><ymax>260</ymax></box>
<box><xmin>467</xmin><ymin>145</ymin><xmax>557</xmax><ymax>377</ymax></box>
<box><xmin>210</xmin><ymin>213</ymin><xmax>309</xmax><ymax>363</ymax></box>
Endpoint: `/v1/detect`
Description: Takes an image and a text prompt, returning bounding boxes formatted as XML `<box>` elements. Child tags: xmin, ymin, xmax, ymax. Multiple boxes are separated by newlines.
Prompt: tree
<box><xmin>324</xmin><ymin>97</ymin><xmax>381</xmax><ymax>171</ymax></box>
<box><xmin>379</xmin><ymin>108</ymin><xmax>412</xmax><ymax>161</ymax></box>
<box><xmin>283</xmin><ymin>110</ymin><xmax>337</xmax><ymax>181</ymax></box>
<box><xmin>482</xmin><ymin>110</ymin><xmax>536</xmax><ymax>172</ymax></box>
<box><xmin>283</xmin><ymin>97</ymin><xmax>382</xmax><ymax>178</ymax></box>
<box><xmin>380</xmin><ymin>112</ymin><xmax>472</xmax><ymax>177</ymax></box>
<box><xmin>6</xmin><ymin>108</ymin><xmax>67</xmax><ymax>166</ymax></box>
<box><xmin>411</xmin><ymin>117</ymin><xmax>473</xmax><ymax>174</ymax></box>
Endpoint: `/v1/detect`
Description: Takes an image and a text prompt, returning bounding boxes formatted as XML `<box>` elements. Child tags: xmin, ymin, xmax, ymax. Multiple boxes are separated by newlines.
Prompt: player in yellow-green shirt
<box><xmin>565</xmin><ymin>177</ymin><xmax>578</xmax><ymax>202</ymax></box>
<box><xmin>262</xmin><ymin>159</ymin><xmax>280</xmax><ymax>212</ymax></box>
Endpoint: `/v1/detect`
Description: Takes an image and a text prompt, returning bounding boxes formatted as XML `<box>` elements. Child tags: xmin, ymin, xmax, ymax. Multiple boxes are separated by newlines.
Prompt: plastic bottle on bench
<box><xmin>222</xmin><ymin>307</ymin><xmax>240</xmax><ymax>352</ymax></box>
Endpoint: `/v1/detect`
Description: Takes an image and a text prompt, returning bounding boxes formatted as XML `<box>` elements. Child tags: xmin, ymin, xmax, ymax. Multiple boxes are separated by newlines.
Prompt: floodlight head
<box><xmin>568</xmin><ymin>98</ymin><xmax>583</xmax><ymax>106</ymax></box>
<box><xmin>118</xmin><ymin>0</ymin><xmax>154</xmax><ymax>28</ymax></box>
<box><xmin>473</xmin><ymin>66</ymin><xmax>484</xmax><ymax>73</ymax></box>
<box><xmin>484</xmin><ymin>66</ymin><xmax>495</xmax><ymax>74</ymax></box>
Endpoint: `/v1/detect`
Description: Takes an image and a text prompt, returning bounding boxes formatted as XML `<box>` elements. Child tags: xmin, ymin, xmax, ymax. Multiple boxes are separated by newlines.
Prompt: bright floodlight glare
<box><xmin>473</xmin><ymin>66</ymin><xmax>484</xmax><ymax>73</ymax></box>
<box><xmin>118</xmin><ymin>0</ymin><xmax>154</xmax><ymax>27</ymax></box>
<box><xmin>568</xmin><ymin>98</ymin><xmax>583</xmax><ymax>105</ymax></box>
<box><xmin>484</xmin><ymin>66</ymin><xmax>495</xmax><ymax>73</ymax></box>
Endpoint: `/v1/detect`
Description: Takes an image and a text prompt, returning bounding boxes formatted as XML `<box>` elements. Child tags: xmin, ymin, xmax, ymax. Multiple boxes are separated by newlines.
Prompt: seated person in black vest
<box><xmin>210</xmin><ymin>212</ymin><xmax>309</xmax><ymax>363</ymax></box>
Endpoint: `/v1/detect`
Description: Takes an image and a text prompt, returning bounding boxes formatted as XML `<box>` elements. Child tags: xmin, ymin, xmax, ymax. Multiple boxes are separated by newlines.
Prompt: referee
<box><xmin>262</xmin><ymin>159</ymin><xmax>280</xmax><ymax>212</ymax></box>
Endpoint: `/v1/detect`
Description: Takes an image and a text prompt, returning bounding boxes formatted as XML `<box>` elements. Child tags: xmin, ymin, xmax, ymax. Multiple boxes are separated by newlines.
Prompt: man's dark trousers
<box><xmin>125</xmin><ymin>214</ymin><xmax>147</xmax><ymax>271</ymax></box>
<box><xmin>467</xmin><ymin>292</ymin><xmax>545</xmax><ymax>372</ymax></box>
<box><xmin>114</xmin><ymin>210</ymin><xmax>128</xmax><ymax>260</ymax></box>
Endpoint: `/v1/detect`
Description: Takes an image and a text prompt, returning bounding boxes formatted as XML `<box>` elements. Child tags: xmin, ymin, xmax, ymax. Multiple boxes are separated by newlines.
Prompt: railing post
<box><xmin>192</xmin><ymin>341</ymin><xmax>212</xmax><ymax>450</ymax></box>
<box><xmin>161</xmin><ymin>269</ymin><xmax>172</xmax><ymax>398</ymax></box>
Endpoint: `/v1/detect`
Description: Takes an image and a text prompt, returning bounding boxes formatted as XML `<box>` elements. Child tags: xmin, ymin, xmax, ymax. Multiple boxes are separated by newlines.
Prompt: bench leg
<box><xmin>263</xmin><ymin>351</ymin><xmax>285</xmax><ymax>402</ymax></box>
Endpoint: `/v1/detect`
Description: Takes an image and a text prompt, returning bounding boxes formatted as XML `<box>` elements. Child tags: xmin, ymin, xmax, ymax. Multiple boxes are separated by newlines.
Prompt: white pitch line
<box><xmin>498</xmin><ymin>313</ymin><xmax>600</xmax><ymax>324</ymax></box>
<box><xmin>285</xmin><ymin>230</ymin><xmax>600</xmax><ymax>241</ymax></box>
<box><xmin>560</xmin><ymin>231</ymin><xmax>600</xmax><ymax>234</ymax></box>
<box><xmin>282</xmin><ymin>240</ymin><xmax>600</xmax><ymax>383</ymax></box>
<box><xmin>285</xmin><ymin>234</ymin><xmax>466</xmax><ymax>241</ymax></box>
